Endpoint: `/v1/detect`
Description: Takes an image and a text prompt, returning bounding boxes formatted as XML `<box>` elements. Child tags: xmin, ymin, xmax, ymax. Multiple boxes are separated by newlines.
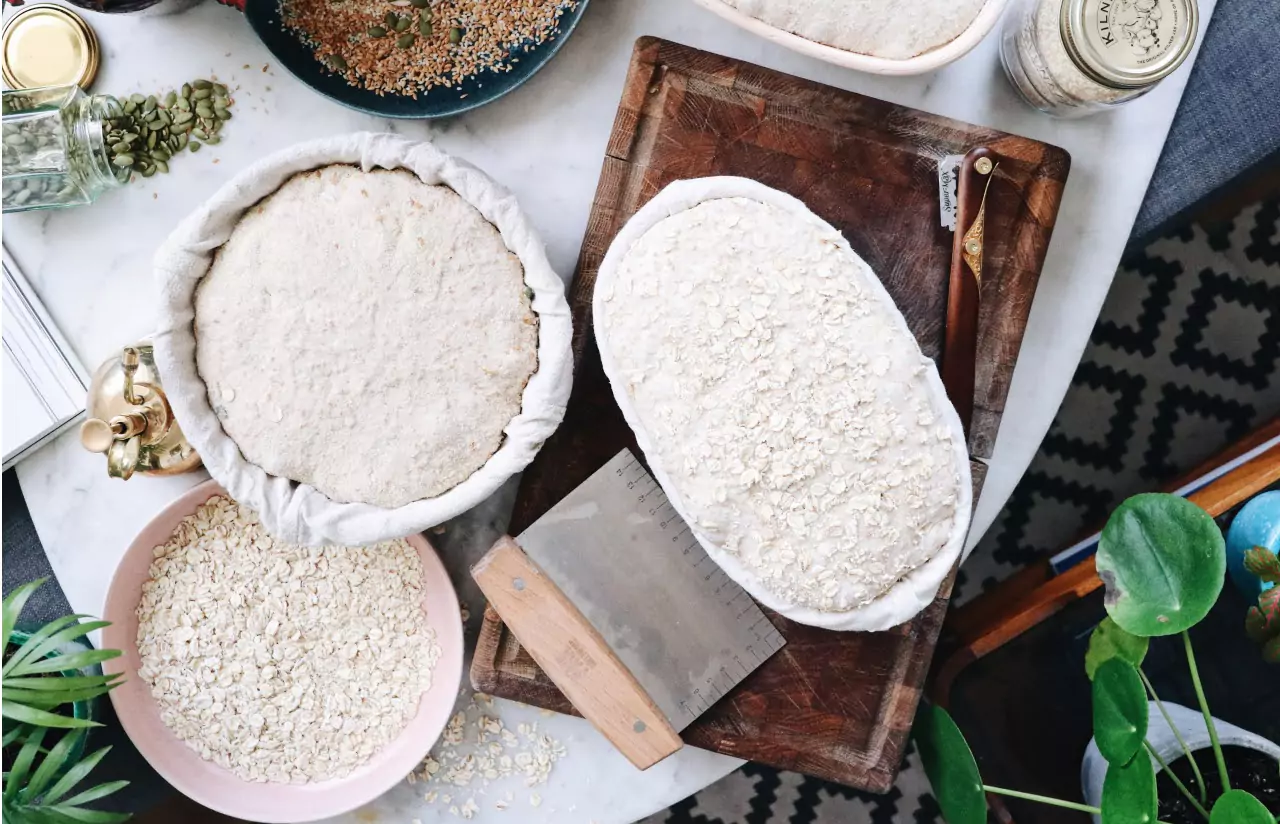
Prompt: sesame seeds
<box><xmin>279</xmin><ymin>0</ymin><xmax>577</xmax><ymax>97</ymax></box>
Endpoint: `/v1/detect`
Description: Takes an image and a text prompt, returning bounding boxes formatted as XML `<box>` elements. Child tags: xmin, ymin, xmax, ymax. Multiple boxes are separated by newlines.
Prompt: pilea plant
<box><xmin>915</xmin><ymin>493</ymin><xmax>1278</xmax><ymax>824</ymax></box>
<box><xmin>1243</xmin><ymin>547</ymin><xmax>1279</xmax><ymax>663</ymax></box>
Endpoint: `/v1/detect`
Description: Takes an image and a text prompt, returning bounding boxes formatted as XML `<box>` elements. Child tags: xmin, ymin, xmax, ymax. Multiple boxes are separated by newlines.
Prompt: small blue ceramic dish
<box><xmin>240</xmin><ymin>0</ymin><xmax>589</xmax><ymax>118</ymax></box>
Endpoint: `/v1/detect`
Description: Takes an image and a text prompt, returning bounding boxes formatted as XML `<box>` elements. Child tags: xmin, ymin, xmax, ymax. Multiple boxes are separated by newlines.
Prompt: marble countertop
<box><xmin>6</xmin><ymin>0</ymin><xmax>1214</xmax><ymax>820</ymax></box>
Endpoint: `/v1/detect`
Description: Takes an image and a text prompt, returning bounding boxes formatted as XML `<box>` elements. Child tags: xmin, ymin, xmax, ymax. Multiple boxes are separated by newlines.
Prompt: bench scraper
<box><xmin>472</xmin><ymin>448</ymin><xmax>786</xmax><ymax>770</ymax></box>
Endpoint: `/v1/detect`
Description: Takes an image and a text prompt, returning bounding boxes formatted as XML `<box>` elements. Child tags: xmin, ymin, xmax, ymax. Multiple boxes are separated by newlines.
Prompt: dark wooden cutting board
<box><xmin>471</xmin><ymin>37</ymin><xmax>1070</xmax><ymax>792</ymax></box>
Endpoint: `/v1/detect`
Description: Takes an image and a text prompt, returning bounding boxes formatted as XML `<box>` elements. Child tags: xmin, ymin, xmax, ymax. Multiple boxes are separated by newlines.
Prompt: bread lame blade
<box><xmin>473</xmin><ymin>449</ymin><xmax>786</xmax><ymax>769</ymax></box>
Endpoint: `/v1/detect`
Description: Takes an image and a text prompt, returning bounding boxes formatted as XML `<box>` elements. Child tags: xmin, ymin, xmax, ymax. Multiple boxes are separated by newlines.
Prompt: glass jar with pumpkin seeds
<box><xmin>2</xmin><ymin>84</ymin><xmax>128</xmax><ymax>213</ymax></box>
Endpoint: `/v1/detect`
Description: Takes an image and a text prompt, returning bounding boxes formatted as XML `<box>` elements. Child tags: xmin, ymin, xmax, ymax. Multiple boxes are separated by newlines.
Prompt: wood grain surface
<box><xmin>471</xmin><ymin>37</ymin><xmax>1070</xmax><ymax>792</ymax></box>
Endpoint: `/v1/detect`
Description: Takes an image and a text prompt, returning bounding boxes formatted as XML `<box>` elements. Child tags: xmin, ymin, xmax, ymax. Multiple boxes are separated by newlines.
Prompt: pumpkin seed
<box><xmin>448</xmin><ymin>26</ymin><xmax>461</xmax><ymax>43</ymax></box>
<box><xmin>192</xmin><ymin>88</ymin><xmax>212</xmax><ymax>100</ymax></box>
<box><xmin>396</xmin><ymin>32</ymin><xmax>414</xmax><ymax>47</ymax></box>
<box><xmin>113</xmin><ymin>154</ymin><xmax>134</xmax><ymax>167</ymax></box>
<box><xmin>395</xmin><ymin>16</ymin><xmax>410</xmax><ymax>31</ymax></box>
<box><xmin>130</xmin><ymin>93</ymin><xmax>145</xmax><ymax>105</ymax></box>
<box><xmin>196</xmin><ymin>104</ymin><xmax>214</xmax><ymax>118</ymax></box>
<box><xmin>419</xmin><ymin>17</ymin><xmax>432</xmax><ymax>35</ymax></box>
<box><xmin>141</xmin><ymin>165</ymin><xmax>157</xmax><ymax>178</ymax></box>
<box><xmin>163</xmin><ymin>91</ymin><xmax>178</xmax><ymax>107</ymax></box>
<box><xmin>215</xmin><ymin>108</ymin><xmax>232</xmax><ymax>121</ymax></box>
<box><xmin>329</xmin><ymin>54</ymin><xmax>349</xmax><ymax>70</ymax></box>
<box><xmin>192</xmin><ymin>79</ymin><xmax>212</xmax><ymax>90</ymax></box>
<box><xmin>174</xmin><ymin>110</ymin><xmax>194</xmax><ymax>124</ymax></box>
<box><xmin>367</xmin><ymin>25</ymin><xmax>387</xmax><ymax>36</ymax></box>
<box><xmin>155</xmin><ymin>160</ymin><xmax>169</xmax><ymax>174</ymax></box>
<box><xmin>112</xmin><ymin>141</ymin><xmax>131</xmax><ymax>153</ymax></box>
<box><xmin>213</xmin><ymin>83</ymin><xmax>228</xmax><ymax>96</ymax></box>
<box><xmin>191</xmin><ymin>128</ymin><xmax>209</xmax><ymax>140</ymax></box>
<box><xmin>384</xmin><ymin>11</ymin><xmax>398</xmax><ymax>28</ymax></box>
<box><xmin>204</xmin><ymin>135</ymin><xmax>221</xmax><ymax>145</ymax></box>
<box><xmin>147</xmin><ymin>131</ymin><xmax>157</xmax><ymax>149</ymax></box>
<box><xmin>409</xmin><ymin>0</ymin><xmax>428</xmax><ymax>7</ymax></box>
<box><xmin>181</xmin><ymin>83</ymin><xmax>192</xmax><ymax>98</ymax></box>
<box><xmin>189</xmin><ymin>141</ymin><xmax>202</xmax><ymax>152</ymax></box>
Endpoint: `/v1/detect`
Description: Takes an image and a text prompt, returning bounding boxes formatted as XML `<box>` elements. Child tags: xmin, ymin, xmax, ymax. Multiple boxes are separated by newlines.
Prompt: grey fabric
<box><xmin>1132</xmin><ymin>0</ymin><xmax>1280</xmax><ymax>242</ymax></box>
<box><xmin>2</xmin><ymin>470</ymin><xmax>72</xmax><ymax>624</ymax></box>
<box><xmin>3</xmin><ymin>469</ymin><xmax>170</xmax><ymax>816</ymax></box>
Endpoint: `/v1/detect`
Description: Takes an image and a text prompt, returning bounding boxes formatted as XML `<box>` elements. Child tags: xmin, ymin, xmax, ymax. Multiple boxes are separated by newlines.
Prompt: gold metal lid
<box><xmin>2</xmin><ymin>4</ymin><xmax>100</xmax><ymax>90</ymax></box>
<box><xmin>1062</xmin><ymin>0</ymin><xmax>1199</xmax><ymax>90</ymax></box>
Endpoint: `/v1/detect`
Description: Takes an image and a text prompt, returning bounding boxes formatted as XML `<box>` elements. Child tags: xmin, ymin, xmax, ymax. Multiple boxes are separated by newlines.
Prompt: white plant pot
<box><xmin>1081</xmin><ymin>701</ymin><xmax>1280</xmax><ymax>822</ymax></box>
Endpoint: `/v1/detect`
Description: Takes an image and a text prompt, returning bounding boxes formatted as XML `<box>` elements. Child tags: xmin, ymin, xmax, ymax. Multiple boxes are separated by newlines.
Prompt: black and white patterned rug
<box><xmin>642</xmin><ymin>195</ymin><xmax>1280</xmax><ymax>824</ymax></box>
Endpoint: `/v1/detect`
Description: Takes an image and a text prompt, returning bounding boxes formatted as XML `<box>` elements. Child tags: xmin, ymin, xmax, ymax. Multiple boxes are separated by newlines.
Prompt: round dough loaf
<box><xmin>195</xmin><ymin>164</ymin><xmax>537</xmax><ymax>509</ymax></box>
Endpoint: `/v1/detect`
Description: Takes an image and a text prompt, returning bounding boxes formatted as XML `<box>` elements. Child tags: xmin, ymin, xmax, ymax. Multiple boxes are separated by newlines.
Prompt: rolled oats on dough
<box><xmin>724</xmin><ymin>0</ymin><xmax>989</xmax><ymax>59</ymax></box>
<box><xmin>136</xmin><ymin>495</ymin><xmax>441</xmax><ymax>783</ymax></box>
<box><xmin>597</xmin><ymin>185</ymin><xmax>969</xmax><ymax>628</ymax></box>
<box><xmin>194</xmin><ymin>164</ymin><xmax>537</xmax><ymax>509</ymax></box>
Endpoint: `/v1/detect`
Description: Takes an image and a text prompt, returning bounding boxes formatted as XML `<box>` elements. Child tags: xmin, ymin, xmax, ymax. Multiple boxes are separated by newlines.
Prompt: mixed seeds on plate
<box><xmin>279</xmin><ymin>0</ymin><xmax>576</xmax><ymax>97</ymax></box>
<box><xmin>106</xmin><ymin>78</ymin><xmax>234</xmax><ymax>180</ymax></box>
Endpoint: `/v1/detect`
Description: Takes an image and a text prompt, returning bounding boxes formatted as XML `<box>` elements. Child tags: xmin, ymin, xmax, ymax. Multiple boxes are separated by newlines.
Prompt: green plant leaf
<box><xmin>41</xmin><ymin>746</ymin><xmax>113</xmax><ymax>806</ymax></box>
<box><xmin>1101</xmin><ymin>750</ymin><xmax>1157</xmax><ymax>824</ymax></box>
<box><xmin>56</xmin><ymin>780</ymin><xmax>129</xmax><ymax>809</ymax></box>
<box><xmin>18</xmin><ymin>649</ymin><xmax>121</xmax><ymax>676</ymax></box>
<box><xmin>4</xmin><ymin>615</ymin><xmax>90</xmax><ymax>676</ymax></box>
<box><xmin>23</xmin><ymin>728</ymin><xmax>84</xmax><ymax>803</ymax></box>
<box><xmin>3</xmin><ymin>675</ymin><xmax>123</xmax><ymax>692</ymax></box>
<box><xmin>6</xmin><ymin>621</ymin><xmax>110</xmax><ymax>677</ymax></box>
<box><xmin>913</xmin><ymin>704</ymin><xmax>986</xmax><ymax>824</ymax></box>
<box><xmin>5</xmin><ymin>726</ymin><xmax>47</xmax><ymax>802</ymax></box>
<box><xmin>3</xmin><ymin>578</ymin><xmax>48</xmax><ymax>645</ymax></box>
<box><xmin>1086</xmin><ymin>617</ymin><xmax>1150</xmax><ymax>680</ymax></box>
<box><xmin>1209</xmin><ymin>789</ymin><xmax>1273</xmax><ymax>823</ymax></box>
<box><xmin>4</xmin><ymin>683</ymin><xmax>120</xmax><ymax>709</ymax></box>
<box><xmin>42</xmin><ymin>806</ymin><xmax>131</xmax><ymax>823</ymax></box>
<box><xmin>1096</xmin><ymin>493</ymin><xmax>1226</xmax><ymax>637</ymax></box>
<box><xmin>1093</xmin><ymin>659</ymin><xmax>1148</xmax><ymax>765</ymax></box>
<box><xmin>1242</xmin><ymin>547</ymin><xmax>1280</xmax><ymax>585</ymax></box>
<box><xmin>1</xmin><ymin>701</ymin><xmax>101</xmax><ymax>729</ymax></box>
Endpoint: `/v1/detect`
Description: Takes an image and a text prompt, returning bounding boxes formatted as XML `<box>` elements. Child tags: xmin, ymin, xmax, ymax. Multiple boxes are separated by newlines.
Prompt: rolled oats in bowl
<box><xmin>135</xmin><ymin>494</ymin><xmax>442</xmax><ymax>784</ymax></box>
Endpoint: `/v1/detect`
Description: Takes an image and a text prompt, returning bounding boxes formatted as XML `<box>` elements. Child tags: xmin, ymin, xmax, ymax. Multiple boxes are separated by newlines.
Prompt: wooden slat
<box><xmin>932</xmin><ymin>418</ymin><xmax>1280</xmax><ymax>705</ymax></box>
<box><xmin>470</xmin><ymin>37</ymin><xmax>1070</xmax><ymax>792</ymax></box>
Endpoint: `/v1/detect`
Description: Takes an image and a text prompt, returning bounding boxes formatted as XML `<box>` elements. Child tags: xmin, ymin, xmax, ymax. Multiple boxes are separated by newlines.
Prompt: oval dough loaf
<box><xmin>595</xmin><ymin>177</ymin><xmax>971</xmax><ymax>631</ymax></box>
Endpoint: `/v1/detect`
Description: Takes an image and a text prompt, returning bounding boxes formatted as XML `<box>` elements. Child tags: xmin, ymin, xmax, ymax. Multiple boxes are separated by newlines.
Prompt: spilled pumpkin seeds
<box><xmin>105</xmin><ymin>78</ymin><xmax>233</xmax><ymax>182</ymax></box>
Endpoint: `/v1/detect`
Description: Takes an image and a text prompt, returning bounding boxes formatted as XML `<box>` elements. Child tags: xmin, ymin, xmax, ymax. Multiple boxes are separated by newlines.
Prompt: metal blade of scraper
<box><xmin>515</xmin><ymin>448</ymin><xmax>786</xmax><ymax>732</ymax></box>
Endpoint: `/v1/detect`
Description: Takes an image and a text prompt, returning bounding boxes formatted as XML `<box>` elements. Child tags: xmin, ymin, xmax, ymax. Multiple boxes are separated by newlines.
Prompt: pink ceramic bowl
<box><xmin>101</xmin><ymin>479</ymin><xmax>464</xmax><ymax>823</ymax></box>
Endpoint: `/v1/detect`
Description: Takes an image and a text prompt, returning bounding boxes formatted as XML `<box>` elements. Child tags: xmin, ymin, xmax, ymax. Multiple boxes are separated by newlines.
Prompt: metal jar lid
<box><xmin>1</xmin><ymin>3</ymin><xmax>101</xmax><ymax>90</ymax></box>
<box><xmin>1061</xmin><ymin>0</ymin><xmax>1199</xmax><ymax>89</ymax></box>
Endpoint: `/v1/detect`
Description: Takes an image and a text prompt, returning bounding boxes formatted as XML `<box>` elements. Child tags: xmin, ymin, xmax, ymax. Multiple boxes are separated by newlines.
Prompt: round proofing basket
<box><xmin>101</xmin><ymin>479</ymin><xmax>465</xmax><ymax>824</ymax></box>
<box><xmin>153</xmin><ymin>133</ymin><xmax>573</xmax><ymax>547</ymax></box>
<box><xmin>688</xmin><ymin>0</ymin><xmax>1010</xmax><ymax>75</ymax></box>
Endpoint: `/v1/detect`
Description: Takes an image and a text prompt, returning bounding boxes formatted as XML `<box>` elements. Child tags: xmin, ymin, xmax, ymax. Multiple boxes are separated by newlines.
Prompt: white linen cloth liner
<box><xmin>593</xmin><ymin>177</ymin><xmax>973</xmax><ymax>631</ymax></box>
<box><xmin>154</xmin><ymin>133</ymin><xmax>573</xmax><ymax>546</ymax></box>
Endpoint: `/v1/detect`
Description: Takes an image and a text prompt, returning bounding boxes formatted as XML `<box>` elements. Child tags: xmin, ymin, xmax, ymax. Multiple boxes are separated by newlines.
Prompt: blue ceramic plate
<box><xmin>244</xmin><ymin>0</ymin><xmax>588</xmax><ymax>118</ymax></box>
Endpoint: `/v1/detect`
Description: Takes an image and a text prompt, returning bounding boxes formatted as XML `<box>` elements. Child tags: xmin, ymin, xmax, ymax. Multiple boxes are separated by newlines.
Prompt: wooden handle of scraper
<box><xmin>471</xmin><ymin>536</ymin><xmax>683</xmax><ymax>770</ymax></box>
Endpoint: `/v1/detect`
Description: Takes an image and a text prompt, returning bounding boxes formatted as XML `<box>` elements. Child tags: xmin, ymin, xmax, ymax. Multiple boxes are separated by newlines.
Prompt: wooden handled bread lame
<box><xmin>472</xmin><ymin>449</ymin><xmax>786</xmax><ymax>771</ymax></box>
<box><xmin>940</xmin><ymin>146</ymin><xmax>998</xmax><ymax>437</ymax></box>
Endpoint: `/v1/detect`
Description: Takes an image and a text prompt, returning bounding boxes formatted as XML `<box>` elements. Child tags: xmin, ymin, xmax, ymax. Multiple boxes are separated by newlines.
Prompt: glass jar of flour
<box><xmin>1000</xmin><ymin>0</ymin><xmax>1198</xmax><ymax>117</ymax></box>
